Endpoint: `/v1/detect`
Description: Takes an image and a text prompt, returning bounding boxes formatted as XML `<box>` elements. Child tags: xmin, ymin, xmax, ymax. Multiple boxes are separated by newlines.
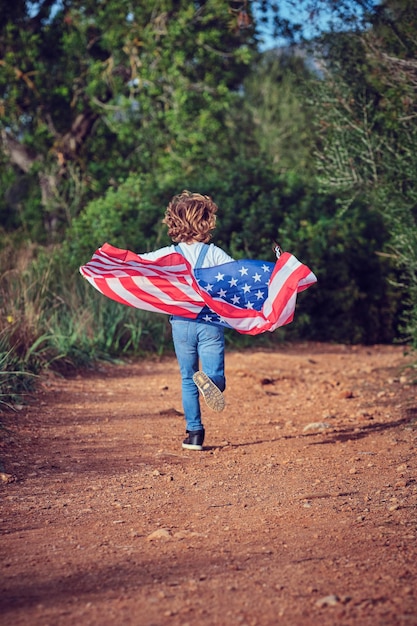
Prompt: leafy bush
<box><xmin>65</xmin><ymin>174</ymin><xmax>171</xmax><ymax>266</ymax></box>
<box><xmin>279</xmin><ymin>201</ymin><xmax>404</xmax><ymax>344</ymax></box>
<box><xmin>66</xmin><ymin>160</ymin><xmax>405</xmax><ymax>345</ymax></box>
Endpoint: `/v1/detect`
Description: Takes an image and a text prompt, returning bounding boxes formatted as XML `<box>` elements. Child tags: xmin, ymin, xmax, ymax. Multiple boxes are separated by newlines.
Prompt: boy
<box><xmin>80</xmin><ymin>191</ymin><xmax>296</xmax><ymax>450</ymax></box>
<box><xmin>137</xmin><ymin>190</ymin><xmax>235</xmax><ymax>451</ymax></box>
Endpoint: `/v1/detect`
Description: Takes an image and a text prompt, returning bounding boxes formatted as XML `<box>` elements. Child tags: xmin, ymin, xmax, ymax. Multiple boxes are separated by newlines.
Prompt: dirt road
<box><xmin>1</xmin><ymin>343</ymin><xmax>417</xmax><ymax>626</ymax></box>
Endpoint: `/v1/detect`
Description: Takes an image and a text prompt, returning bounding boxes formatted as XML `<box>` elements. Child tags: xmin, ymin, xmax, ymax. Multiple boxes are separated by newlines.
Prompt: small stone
<box><xmin>260</xmin><ymin>377</ymin><xmax>276</xmax><ymax>385</ymax></box>
<box><xmin>303</xmin><ymin>422</ymin><xmax>331</xmax><ymax>432</ymax></box>
<box><xmin>0</xmin><ymin>473</ymin><xmax>15</xmax><ymax>483</ymax></box>
<box><xmin>388</xmin><ymin>504</ymin><xmax>399</xmax><ymax>511</ymax></box>
<box><xmin>316</xmin><ymin>594</ymin><xmax>340</xmax><ymax>607</ymax></box>
<box><xmin>147</xmin><ymin>528</ymin><xmax>171</xmax><ymax>541</ymax></box>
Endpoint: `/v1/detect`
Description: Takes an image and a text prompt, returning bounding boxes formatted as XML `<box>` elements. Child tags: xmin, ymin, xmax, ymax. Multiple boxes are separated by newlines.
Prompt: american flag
<box><xmin>80</xmin><ymin>243</ymin><xmax>317</xmax><ymax>335</ymax></box>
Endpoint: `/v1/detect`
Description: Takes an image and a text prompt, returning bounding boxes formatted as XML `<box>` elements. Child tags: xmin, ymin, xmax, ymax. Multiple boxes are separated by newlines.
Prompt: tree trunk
<box><xmin>1</xmin><ymin>110</ymin><xmax>98</xmax><ymax>235</ymax></box>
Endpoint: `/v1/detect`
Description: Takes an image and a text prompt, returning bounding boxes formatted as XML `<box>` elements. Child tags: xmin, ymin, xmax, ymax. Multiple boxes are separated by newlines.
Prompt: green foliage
<box><xmin>68</xmin><ymin>156</ymin><xmax>313</xmax><ymax>263</ymax></box>
<box><xmin>239</xmin><ymin>49</ymin><xmax>320</xmax><ymax>176</ymax></box>
<box><xmin>67</xmin><ymin>156</ymin><xmax>403</xmax><ymax>345</ymax></box>
<box><xmin>0</xmin><ymin>334</ymin><xmax>37</xmax><ymax>412</ymax></box>
<box><xmin>187</xmin><ymin>158</ymin><xmax>309</xmax><ymax>259</ymax></box>
<box><xmin>0</xmin><ymin>239</ymin><xmax>175</xmax><ymax>407</ymax></box>
<box><xmin>1</xmin><ymin>0</ymin><xmax>415</xmax><ymax>399</ymax></box>
<box><xmin>0</xmin><ymin>0</ymin><xmax>256</xmax><ymax>242</ymax></box>
<box><xmin>280</xmin><ymin>200</ymin><xmax>403</xmax><ymax>343</ymax></box>
<box><xmin>309</xmin><ymin>0</ymin><xmax>417</xmax><ymax>346</ymax></box>
<box><xmin>65</xmin><ymin>173</ymin><xmax>173</xmax><ymax>265</ymax></box>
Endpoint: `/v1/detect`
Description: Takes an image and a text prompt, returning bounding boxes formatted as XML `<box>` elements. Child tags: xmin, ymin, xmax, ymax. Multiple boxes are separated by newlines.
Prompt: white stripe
<box><xmin>99</xmin><ymin>249</ymin><xmax>189</xmax><ymax>273</ymax></box>
<box><xmin>262</xmin><ymin>255</ymin><xmax>301</xmax><ymax>318</ymax></box>
<box><xmin>82</xmin><ymin>258</ymin><xmax>189</xmax><ymax>278</ymax></box>
<box><xmin>298</xmin><ymin>272</ymin><xmax>317</xmax><ymax>288</ymax></box>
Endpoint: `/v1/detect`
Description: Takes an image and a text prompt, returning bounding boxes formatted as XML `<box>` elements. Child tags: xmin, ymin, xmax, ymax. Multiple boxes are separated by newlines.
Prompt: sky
<box><xmin>254</xmin><ymin>1</ymin><xmax>376</xmax><ymax>50</ymax></box>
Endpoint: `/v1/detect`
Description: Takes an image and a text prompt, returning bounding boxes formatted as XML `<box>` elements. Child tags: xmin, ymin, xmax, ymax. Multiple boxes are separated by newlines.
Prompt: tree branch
<box><xmin>0</xmin><ymin>131</ymin><xmax>40</xmax><ymax>173</ymax></box>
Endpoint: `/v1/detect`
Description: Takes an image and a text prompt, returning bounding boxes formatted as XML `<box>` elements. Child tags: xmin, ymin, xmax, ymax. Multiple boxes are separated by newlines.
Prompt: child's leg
<box><xmin>196</xmin><ymin>324</ymin><xmax>225</xmax><ymax>392</ymax></box>
<box><xmin>170</xmin><ymin>320</ymin><xmax>202</xmax><ymax>432</ymax></box>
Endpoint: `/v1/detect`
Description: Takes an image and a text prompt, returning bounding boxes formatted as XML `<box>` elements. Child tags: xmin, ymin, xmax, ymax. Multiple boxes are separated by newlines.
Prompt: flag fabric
<box><xmin>80</xmin><ymin>243</ymin><xmax>204</xmax><ymax>318</ymax></box>
<box><xmin>79</xmin><ymin>243</ymin><xmax>317</xmax><ymax>336</ymax></box>
<box><xmin>194</xmin><ymin>256</ymin><xmax>316</xmax><ymax>333</ymax></box>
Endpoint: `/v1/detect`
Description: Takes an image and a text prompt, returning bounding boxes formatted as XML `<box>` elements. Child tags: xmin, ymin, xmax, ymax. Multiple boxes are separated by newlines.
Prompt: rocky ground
<box><xmin>1</xmin><ymin>342</ymin><xmax>417</xmax><ymax>626</ymax></box>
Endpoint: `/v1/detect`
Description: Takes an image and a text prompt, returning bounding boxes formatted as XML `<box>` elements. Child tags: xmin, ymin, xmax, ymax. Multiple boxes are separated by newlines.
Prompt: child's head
<box><xmin>163</xmin><ymin>190</ymin><xmax>218</xmax><ymax>243</ymax></box>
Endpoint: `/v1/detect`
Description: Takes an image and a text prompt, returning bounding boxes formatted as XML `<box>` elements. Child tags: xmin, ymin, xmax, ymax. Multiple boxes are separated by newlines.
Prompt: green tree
<box><xmin>0</xmin><ymin>0</ymin><xmax>256</xmax><ymax>241</ymax></box>
<box><xmin>307</xmin><ymin>0</ymin><xmax>417</xmax><ymax>345</ymax></box>
<box><xmin>239</xmin><ymin>48</ymin><xmax>319</xmax><ymax>176</ymax></box>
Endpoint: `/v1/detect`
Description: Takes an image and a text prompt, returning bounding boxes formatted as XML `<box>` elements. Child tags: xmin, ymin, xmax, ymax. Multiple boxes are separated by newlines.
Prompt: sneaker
<box><xmin>193</xmin><ymin>371</ymin><xmax>225</xmax><ymax>412</ymax></box>
<box><xmin>182</xmin><ymin>428</ymin><xmax>205</xmax><ymax>451</ymax></box>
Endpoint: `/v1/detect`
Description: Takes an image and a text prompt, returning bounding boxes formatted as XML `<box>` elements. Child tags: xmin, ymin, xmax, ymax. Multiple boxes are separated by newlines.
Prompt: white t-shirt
<box><xmin>138</xmin><ymin>242</ymin><xmax>234</xmax><ymax>269</ymax></box>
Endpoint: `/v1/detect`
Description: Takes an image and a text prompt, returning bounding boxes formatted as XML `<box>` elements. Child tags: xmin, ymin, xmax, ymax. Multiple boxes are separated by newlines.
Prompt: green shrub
<box><xmin>67</xmin><ymin>161</ymin><xmax>405</xmax><ymax>345</ymax></box>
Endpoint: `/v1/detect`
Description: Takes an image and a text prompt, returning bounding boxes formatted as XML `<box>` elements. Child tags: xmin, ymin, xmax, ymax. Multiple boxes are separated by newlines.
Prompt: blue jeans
<box><xmin>170</xmin><ymin>319</ymin><xmax>225</xmax><ymax>432</ymax></box>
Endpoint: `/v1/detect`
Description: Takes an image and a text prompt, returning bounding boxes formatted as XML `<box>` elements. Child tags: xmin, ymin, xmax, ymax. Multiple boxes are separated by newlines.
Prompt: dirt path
<box><xmin>1</xmin><ymin>343</ymin><xmax>417</xmax><ymax>626</ymax></box>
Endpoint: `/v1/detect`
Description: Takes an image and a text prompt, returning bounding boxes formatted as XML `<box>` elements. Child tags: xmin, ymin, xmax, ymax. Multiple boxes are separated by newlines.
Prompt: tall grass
<box><xmin>0</xmin><ymin>241</ymin><xmax>173</xmax><ymax>409</ymax></box>
<box><xmin>0</xmin><ymin>238</ymin><xmax>292</xmax><ymax>412</ymax></box>
<box><xmin>0</xmin><ymin>332</ymin><xmax>37</xmax><ymax>411</ymax></box>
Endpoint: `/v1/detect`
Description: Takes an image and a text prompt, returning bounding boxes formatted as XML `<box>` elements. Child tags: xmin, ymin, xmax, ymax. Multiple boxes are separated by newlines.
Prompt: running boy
<box><xmin>136</xmin><ymin>190</ymin><xmax>235</xmax><ymax>451</ymax></box>
<box><xmin>80</xmin><ymin>191</ymin><xmax>310</xmax><ymax>450</ymax></box>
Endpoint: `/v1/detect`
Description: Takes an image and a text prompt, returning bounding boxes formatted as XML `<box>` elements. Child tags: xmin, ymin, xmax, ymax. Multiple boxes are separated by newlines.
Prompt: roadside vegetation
<box><xmin>1</xmin><ymin>0</ymin><xmax>416</xmax><ymax>409</ymax></box>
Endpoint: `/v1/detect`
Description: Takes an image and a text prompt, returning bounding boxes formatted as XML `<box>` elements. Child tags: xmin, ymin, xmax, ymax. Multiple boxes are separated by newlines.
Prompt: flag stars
<box><xmin>197</xmin><ymin>259</ymin><xmax>277</xmax><ymax>316</ymax></box>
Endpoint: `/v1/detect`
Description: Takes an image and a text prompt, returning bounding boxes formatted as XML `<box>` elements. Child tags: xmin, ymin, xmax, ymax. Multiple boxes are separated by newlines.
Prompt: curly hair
<box><xmin>162</xmin><ymin>190</ymin><xmax>218</xmax><ymax>243</ymax></box>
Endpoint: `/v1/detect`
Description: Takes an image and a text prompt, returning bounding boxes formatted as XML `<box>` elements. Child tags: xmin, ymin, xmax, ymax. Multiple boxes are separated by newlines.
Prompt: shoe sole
<box><xmin>193</xmin><ymin>371</ymin><xmax>225</xmax><ymax>412</ymax></box>
<box><xmin>182</xmin><ymin>442</ymin><xmax>203</xmax><ymax>451</ymax></box>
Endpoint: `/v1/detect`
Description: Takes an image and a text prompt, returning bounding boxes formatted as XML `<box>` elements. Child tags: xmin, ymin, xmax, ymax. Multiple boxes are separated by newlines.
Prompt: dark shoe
<box><xmin>182</xmin><ymin>428</ymin><xmax>205</xmax><ymax>451</ymax></box>
<box><xmin>193</xmin><ymin>371</ymin><xmax>225</xmax><ymax>412</ymax></box>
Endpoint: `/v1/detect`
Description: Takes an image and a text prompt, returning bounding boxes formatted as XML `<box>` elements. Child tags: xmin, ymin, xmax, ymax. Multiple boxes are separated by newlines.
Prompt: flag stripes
<box><xmin>80</xmin><ymin>243</ymin><xmax>317</xmax><ymax>335</ymax></box>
